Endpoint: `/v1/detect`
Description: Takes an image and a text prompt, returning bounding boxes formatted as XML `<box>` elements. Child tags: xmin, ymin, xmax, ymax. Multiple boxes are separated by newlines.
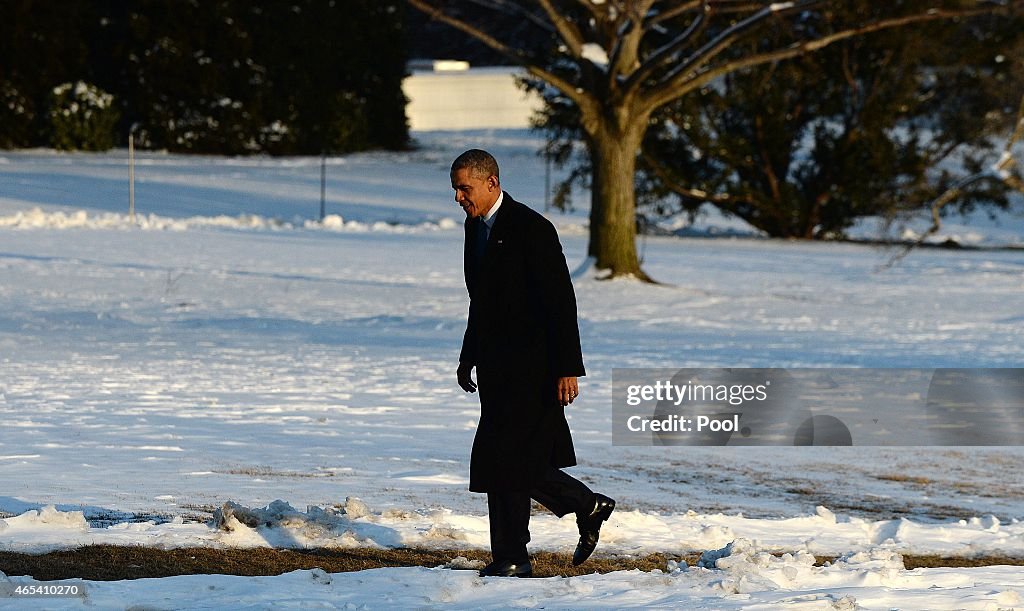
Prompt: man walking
<box><xmin>452</xmin><ymin>149</ymin><xmax>615</xmax><ymax>577</ymax></box>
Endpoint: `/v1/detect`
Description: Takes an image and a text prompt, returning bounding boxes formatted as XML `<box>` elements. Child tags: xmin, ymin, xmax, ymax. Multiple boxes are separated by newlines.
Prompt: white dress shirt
<box><xmin>480</xmin><ymin>191</ymin><xmax>504</xmax><ymax>239</ymax></box>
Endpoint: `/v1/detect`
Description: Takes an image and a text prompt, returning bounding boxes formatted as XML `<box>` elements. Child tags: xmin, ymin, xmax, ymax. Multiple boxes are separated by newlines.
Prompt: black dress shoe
<box><xmin>479</xmin><ymin>558</ymin><xmax>533</xmax><ymax>577</ymax></box>
<box><xmin>572</xmin><ymin>493</ymin><xmax>616</xmax><ymax>566</ymax></box>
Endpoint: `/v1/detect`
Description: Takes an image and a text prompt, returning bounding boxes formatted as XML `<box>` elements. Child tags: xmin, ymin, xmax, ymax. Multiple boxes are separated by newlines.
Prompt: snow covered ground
<box><xmin>4</xmin><ymin>546</ymin><xmax>1023</xmax><ymax>610</ymax></box>
<box><xmin>1</xmin><ymin>130</ymin><xmax>1022</xmax><ymax>608</ymax></box>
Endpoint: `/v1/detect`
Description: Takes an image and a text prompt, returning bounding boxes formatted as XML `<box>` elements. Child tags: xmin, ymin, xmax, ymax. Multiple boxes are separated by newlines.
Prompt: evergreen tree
<box><xmin>0</xmin><ymin>1</ymin><xmax>96</xmax><ymax>146</ymax></box>
<box><xmin>0</xmin><ymin>0</ymin><xmax>409</xmax><ymax>154</ymax></box>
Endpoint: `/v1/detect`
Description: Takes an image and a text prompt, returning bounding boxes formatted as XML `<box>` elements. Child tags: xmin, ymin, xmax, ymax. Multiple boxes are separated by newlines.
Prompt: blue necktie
<box><xmin>475</xmin><ymin>217</ymin><xmax>489</xmax><ymax>264</ymax></box>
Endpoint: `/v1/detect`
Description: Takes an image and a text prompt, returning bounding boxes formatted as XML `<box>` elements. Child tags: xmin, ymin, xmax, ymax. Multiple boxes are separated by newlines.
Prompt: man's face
<box><xmin>451</xmin><ymin>168</ymin><xmax>499</xmax><ymax>219</ymax></box>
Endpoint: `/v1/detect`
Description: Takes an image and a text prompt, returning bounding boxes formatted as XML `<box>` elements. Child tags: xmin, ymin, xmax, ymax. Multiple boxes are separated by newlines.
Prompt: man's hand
<box><xmin>557</xmin><ymin>377</ymin><xmax>579</xmax><ymax>407</ymax></box>
<box><xmin>458</xmin><ymin>362</ymin><xmax>477</xmax><ymax>393</ymax></box>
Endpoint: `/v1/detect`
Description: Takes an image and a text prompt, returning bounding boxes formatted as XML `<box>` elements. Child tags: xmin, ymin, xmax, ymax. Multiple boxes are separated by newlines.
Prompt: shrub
<box><xmin>48</xmin><ymin>81</ymin><xmax>120</xmax><ymax>151</ymax></box>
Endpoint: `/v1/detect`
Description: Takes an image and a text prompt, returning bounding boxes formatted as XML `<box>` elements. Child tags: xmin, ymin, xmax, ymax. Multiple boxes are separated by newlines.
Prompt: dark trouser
<box><xmin>486</xmin><ymin>467</ymin><xmax>595</xmax><ymax>563</ymax></box>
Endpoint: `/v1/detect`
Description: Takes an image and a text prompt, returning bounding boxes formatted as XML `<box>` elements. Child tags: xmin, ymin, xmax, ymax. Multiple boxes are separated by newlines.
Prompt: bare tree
<box><xmin>409</xmin><ymin>0</ymin><xmax>1009</xmax><ymax>279</ymax></box>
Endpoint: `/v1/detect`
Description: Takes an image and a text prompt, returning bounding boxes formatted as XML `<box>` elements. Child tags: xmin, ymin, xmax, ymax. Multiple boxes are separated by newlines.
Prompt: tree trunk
<box><xmin>587</xmin><ymin>121</ymin><xmax>648</xmax><ymax>279</ymax></box>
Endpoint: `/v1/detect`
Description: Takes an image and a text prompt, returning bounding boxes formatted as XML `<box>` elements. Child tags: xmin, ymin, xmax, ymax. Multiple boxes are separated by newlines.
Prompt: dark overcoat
<box><xmin>461</xmin><ymin>194</ymin><xmax>586</xmax><ymax>492</ymax></box>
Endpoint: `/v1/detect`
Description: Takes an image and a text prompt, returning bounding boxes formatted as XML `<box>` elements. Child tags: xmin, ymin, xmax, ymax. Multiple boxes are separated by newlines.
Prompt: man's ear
<box><xmin>488</xmin><ymin>175</ymin><xmax>499</xmax><ymax>191</ymax></box>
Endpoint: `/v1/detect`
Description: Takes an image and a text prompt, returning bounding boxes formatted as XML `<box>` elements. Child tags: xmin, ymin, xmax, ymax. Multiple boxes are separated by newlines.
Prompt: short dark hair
<box><xmin>451</xmin><ymin>149</ymin><xmax>500</xmax><ymax>182</ymax></box>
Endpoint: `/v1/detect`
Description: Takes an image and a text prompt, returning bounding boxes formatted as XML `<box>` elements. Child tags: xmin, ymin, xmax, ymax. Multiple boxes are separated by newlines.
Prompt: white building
<box><xmin>402</xmin><ymin>61</ymin><xmax>543</xmax><ymax>131</ymax></box>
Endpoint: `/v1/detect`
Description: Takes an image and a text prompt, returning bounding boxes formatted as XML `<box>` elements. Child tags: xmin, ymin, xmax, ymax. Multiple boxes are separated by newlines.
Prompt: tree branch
<box><xmin>709</xmin><ymin>1</ymin><xmax>797</xmax><ymax>14</ymax></box>
<box><xmin>627</xmin><ymin>2</ymin><xmax>710</xmax><ymax>92</ymax></box>
<box><xmin>643</xmin><ymin>5</ymin><xmax>1004</xmax><ymax>113</ymax></box>
<box><xmin>646</xmin><ymin>0</ymin><xmax>763</xmax><ymax>27</ymax></box>
<box><xmin>926</xmin><ymin>94</ymin><xmax>1024</xmax><ymax>234</ymax></box>
<box><xmin>608</xmin><ymin>0</ymin><xmax>657</xmax><ymax>85</ymax></box>
<box><xmin>536</xmin><ymin>0</ymin><xmax>587</xmax><ymax>58</ymax></box>
<box><xmin>407</xmin><ymin>0</ymin><xmax>524</xmax><ymax>63</ymax></box>
<box><xmin>884</xmin><ymin>94</ymin><xmax>1024</xmax><ymax>267</ymax></box>
<box><xmin>654</xmin><ymin>0</ymin><xmax>821</xmax><ymax>93</ymax></box>
<box><xmin>407</xmin><ymin>0</ymin><xmax>594</xmax><ymax>110</ymax></box>
<box><xmin>463</xmin><ymin>0</ymin><xmax>555</xmax><ymax>35</ymax></box>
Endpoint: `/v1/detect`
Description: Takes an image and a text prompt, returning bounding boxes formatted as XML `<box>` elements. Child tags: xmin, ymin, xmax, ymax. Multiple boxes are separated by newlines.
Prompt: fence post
<box><xmin>320</xmin><ymin>152</ymin><xmax>327</xmax><ymax>222</ymax></box>
<box><xmin>129</xmin><ymin>132</ymin><xmax>136</xmax><ymax>223</ymax></box>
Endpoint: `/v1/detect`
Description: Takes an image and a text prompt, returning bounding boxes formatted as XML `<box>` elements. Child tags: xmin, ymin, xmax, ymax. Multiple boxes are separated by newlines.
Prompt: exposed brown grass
<box><xmin>874</xmin><ymin>474</ymin><xmax>933</xmax><ymax>485</ymax></box>
<box><xmin>0</xmin><ymin>546</ymin><xmax>696</xmax><ymax>581</ymax></box>
<box><xmin>1</xmin><ymin>546</ymin><xmax>1020</xmax><ymax>582</ymax></box>
<box><xmin>900</xmin><ymin>555</ymin><xmax>1024</xmax><ymax>569</ymax></box>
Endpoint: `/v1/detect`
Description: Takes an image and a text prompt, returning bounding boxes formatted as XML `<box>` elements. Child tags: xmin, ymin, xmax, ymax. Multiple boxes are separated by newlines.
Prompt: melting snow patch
<box><xmin>210</xmin><ymin>498</ymin><xmax>463</xmax><ymax>549</ymax></box>
<box><xmin>442</xmin><ymin>555</ymin><xmax>485</xmax><ymax>570</ymax></box>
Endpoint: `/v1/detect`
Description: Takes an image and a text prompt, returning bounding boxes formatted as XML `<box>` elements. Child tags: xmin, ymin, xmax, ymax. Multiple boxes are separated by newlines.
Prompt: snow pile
<box><xmin>210</xmin><ymin>498</ymin><xmax>410</xmax><ymax>549</ymax></box>
<box><xmin>215</xmin><ymin>499</ymin><xmax>349</xmax><ymax>533</ymax></box>
<box><xmin>681</xmin><ymin>539</ymin><xmax>1007</xmax><ymax>609</ymax></box>
<box><xmin>2</xmin><ymin>501</ymin><xmax>1022</xmax><ymax>560</ymax></box>
<box><xmin>697</xmin><ymin>538</ymin><xmax>819</xmax><ymax>594</ymax></box>
<box><xmin>306</xmin><ymin>214</ymin><xmax>460</xmax><ymax>233</ymax></box>
<box><xmin>0</xmin><ymin>207</ymin><xmax>459</xmax><ymax>233</ymax></box>
<box><xmin>0</xmin><ymin>505</ymin><xmax>89</xmax><ymax>533</ymax></box>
